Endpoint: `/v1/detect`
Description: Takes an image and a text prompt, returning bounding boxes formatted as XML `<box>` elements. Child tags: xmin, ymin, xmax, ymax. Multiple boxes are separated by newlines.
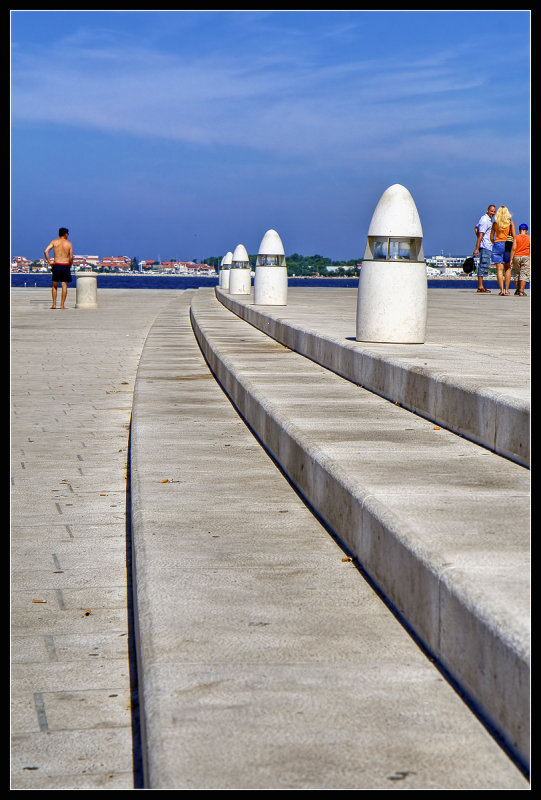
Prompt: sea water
<box><xmin>11</xmin><ymin>273</ymin><xmax>506</xmax><ymax>291</ymax></box>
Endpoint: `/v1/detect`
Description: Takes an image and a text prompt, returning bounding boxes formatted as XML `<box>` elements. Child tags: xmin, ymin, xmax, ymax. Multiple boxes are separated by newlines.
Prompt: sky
<box><xmin>11</xmin><ymin>9</ymin><xmax>530</xmax><ymax>262</ymax></box>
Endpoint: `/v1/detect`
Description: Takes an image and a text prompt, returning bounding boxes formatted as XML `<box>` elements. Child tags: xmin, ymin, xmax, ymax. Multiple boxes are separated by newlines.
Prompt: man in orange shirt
<box><xmin>511</xmin><ymin>223</ymin><xmax>530</xmax><ymax>296</ymax></box>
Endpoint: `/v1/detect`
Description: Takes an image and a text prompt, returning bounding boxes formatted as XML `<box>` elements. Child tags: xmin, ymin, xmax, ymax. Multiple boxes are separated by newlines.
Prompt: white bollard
<box><xmin>228</xmin><ymin>268</ymin><xmax>251</xmax><ymax>294</ymax></box>
<box><xmin>254</xmin><ymin>229</ymin><xmax>288</xmax><ymax>305</ymax></box>
<box><xmin>356</xmin><ymin>262</ymin><xmax>427</xmax><ymax>342</ymax></box>
<box><xmin>219</xmin><ymin>251</ymin><xmax>233</xmax><ymax>289</ymax></box>
<box><xmin>356</xmin><ymin>184</ymin><xmax>427</xmax><ymax>343</ymax></box>
<box><xmin>75</xmin><ymin>271</ymin><xmax>98</xmax><ymax>309</ymax></box>
<box><xmin>254</xmin><ymin>266</ymin><xmax>288</xmax><ymax>304</ymax></box>
<box><xmin>229</xmin><ymin>244</ymin><xmax>251</xmax><ymax>295</ymax></box>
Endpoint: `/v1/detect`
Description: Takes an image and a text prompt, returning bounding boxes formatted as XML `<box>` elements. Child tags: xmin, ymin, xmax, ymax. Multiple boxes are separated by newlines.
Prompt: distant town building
<box><xmin>99</xmin><ymin>256</ymin><xmax>132</xmax><ymax>271</ymax></box>
<box><xmin>11</xmin><ymin>256</ymin><xmax>32</xmax><ymax>271</ymax></box>
<box><xmin>425</xmin><ymin>253</ymin><xmax>470</xmax><ymax>275</ymax></box>
<box><xmin>73</xmin><ymin>255</ymin><xmax>99</xmax><ymax>269</ymax></box>
<box><xmin>145</xmin><ymin>261</ymin><xmax>217</xmax><ymax>275</ymax></box>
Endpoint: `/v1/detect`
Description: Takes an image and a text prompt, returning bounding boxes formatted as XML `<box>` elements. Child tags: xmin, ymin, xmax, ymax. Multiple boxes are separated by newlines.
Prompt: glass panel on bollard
<box><xmin>372</xmin><ymin>239</ymin><xmax>388</xmax><ymax>260</ymax></box>
<box><xmin>389</xmin><ymin>238</ymin><xmax>412</xmax><ymax>260</ymax></box>
<box><xmin>365</xmin><ymin>236</ymin><xmax>423</xmax><ymax>262</ymax></box>
<box><xmin>256</xmin><ymin>254</ymin><xmax>284</xmax><ymax>266</ymax></box>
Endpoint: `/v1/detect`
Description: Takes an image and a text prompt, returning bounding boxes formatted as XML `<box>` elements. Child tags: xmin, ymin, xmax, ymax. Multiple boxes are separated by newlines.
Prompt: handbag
<box><xmin>462</xmin><ymin>256</ymin><xmax>475</xmax><ymax>274</ymax></box>
<box><xmin>505</xmin><ymin>223</ymin><xmax>515</xmax><ymax>256</ymax></box>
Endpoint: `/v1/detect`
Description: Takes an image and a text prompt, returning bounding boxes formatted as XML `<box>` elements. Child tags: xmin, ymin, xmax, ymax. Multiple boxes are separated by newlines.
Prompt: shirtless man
<box><xmin>44</xmin><ymin>227</ymin><xmax>73</xmax><ymax>309</ymax></box>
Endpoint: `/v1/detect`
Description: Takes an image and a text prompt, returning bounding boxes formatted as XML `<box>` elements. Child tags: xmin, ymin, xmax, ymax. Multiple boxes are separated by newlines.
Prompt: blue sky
<box><xmin>11</xmin><ymin>10</ymin><xmax>530</xmax><ymax>261</ymax></box>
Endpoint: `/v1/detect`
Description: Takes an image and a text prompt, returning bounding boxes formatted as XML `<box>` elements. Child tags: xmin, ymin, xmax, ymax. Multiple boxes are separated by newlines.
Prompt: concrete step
<box><xmin>190</xmin><ymin>288</ymin><xmax>530</xmax><ymax>772</ymax></box>
<box><xmin>216</xmin><ymin>287</ymin><xmax>530</xmax><ymax>467</ymax></box>
<box><xmin>130</xmin><ymin>291</ymin><xmax>527</xmax><ymax>788</ymax></box>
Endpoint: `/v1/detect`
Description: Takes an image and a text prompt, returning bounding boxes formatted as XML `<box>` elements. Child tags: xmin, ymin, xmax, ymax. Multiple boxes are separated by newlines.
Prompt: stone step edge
<box><xmin>215</xmin><ymin>289</ymin><xmax>529</xmax><ymax>468</ymax></box>
<box><xmin>190</xmin><ymin>291</ymin><xmax>529</xmax><ymax>772</ymax></box>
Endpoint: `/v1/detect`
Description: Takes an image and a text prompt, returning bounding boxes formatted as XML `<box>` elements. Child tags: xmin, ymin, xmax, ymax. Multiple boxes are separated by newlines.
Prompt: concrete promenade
<box><xmin>11</xmin><ymin>284</ymin><xmax>529</xmax><ymax>789</ymax></box>
<box><xmin>11</xmin><ymin>288</ymin><xmax>179</xmax><ymax>788</ymax></box>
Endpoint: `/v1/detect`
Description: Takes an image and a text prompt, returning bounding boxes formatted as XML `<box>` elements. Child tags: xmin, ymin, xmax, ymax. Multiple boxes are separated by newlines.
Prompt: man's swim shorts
<box><xmin>52</xmin><ymin>263</ymin><xmax>72</xmax><ymax>283</ymax></box>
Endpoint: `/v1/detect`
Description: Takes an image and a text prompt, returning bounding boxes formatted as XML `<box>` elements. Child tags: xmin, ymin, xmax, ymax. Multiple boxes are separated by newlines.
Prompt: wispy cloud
<box><xmin>10</xmin><ymin>11</ymin><xmax>530</xmax><ymax>259</ymax></box>
<box><xmin>12</xmin><ymin>27</ymin><xmax>519</xmax><ymax>173</ymax></box>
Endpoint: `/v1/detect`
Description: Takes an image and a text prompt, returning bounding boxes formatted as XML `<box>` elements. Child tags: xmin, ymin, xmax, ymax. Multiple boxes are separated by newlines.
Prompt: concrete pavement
<box><xmin>11</xmin><ymin>288</ymin><xmax>179</xmax><ymax>789</ymax></box>
<box><xmin>11</xmin><ymin>284</ymin><xmax>529</xmax><ymax>789</ymax></box>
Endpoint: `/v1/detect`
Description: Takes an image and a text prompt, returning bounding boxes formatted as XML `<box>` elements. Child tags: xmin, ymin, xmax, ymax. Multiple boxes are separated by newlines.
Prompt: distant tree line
<box><xmin>204</xmin><ymin>253</ymin><xmax>361</xmax><ymax>277</ymax></box>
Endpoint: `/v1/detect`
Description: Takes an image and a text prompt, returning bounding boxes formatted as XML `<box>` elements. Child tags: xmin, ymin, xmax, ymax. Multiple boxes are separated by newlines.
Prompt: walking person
<box><xmin>44</xmin><ymin>227</ymin><xmax>73</xmax><ymax>309</ymax></box>
<box><xmin>473</xmin><ymin>204</ymin><xmax>496</xmax><ymax>293</ymax></box>
<box><xmin>511</xmin><ymin>223</ymin><xmax>530</xmax><ymax>296</ymax></box>
<box><xmin>490</xmin><ymin>207</ymin><xmax>515</xmax><ymax>296</ymax></box>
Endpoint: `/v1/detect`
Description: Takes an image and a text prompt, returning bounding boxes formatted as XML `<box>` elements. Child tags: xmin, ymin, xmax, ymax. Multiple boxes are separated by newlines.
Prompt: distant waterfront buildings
<box><xmin>323</xmin><ymin>254</ymin><xmax>473</xmax><ymax>277</ymax></box>
<box><xmin>10</xmin><ymin>255</ymin><xmax>217</xmax><ymax>276</ymax></box>
<box><xmin>425</xmin><ymin>253</ymin><xmax>472</xmax><ymax>276</ymax></box>
<box><xmin>11</xmin><ymin>252</ymin><xmax>477</xmax><ymax>277</ymax></box>
<box><xmin>11</xmin><ymin>256</ymin><xmax>34</xmax><ymax>271</ymax></box>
